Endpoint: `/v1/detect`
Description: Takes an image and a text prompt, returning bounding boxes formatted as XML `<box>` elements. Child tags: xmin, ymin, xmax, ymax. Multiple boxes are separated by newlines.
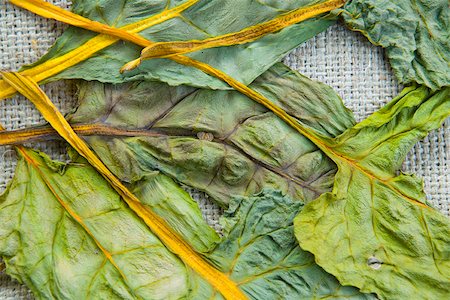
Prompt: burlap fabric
<box><xmin>0</xmin><ymin>0</ymin><xmax>448</xmax><ymax>298</ymax></box>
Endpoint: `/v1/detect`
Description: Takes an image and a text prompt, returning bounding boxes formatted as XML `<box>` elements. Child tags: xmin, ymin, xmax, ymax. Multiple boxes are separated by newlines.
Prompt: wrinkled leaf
<box><xmin>0</xmin><ymin>148</ymin><xmax>371</xmax><ymax>299</ymax></box>
<box><xmin>135</xmin><ymin>0</ymin><xmax>343</xmax><ymax>59</ymax></box>
<box><xmin>69</xmin><ymin>64</ymin><xmax>354</xmax><ymax>206</ymax></box>
<box><xmin>340</xmin><ymin>0</ymin><xmax>450</xmax><ymax>90</ymax></box>
<box><xmin>23</xmin><ymin>0</ymin><xmax>336</xmax><ymax>89</ymax></box>
<box><xmin>0</xmin><ymin>148</ymin><xmax>212</xmax><ymax>299</ymax></box>
<box><xmin>0</xmin><ymin>64</ymin><xmax>354</xmax><ymax>205</ymax></box>
<box><xmin>208</xmin><ymin>189</ymin><xmax>373</xmax><ymax>299</ymax></box>
<box><xmin>295</xmin><ymin>85</ymin><xmax>450</xmax><ymax>299</ymax></box>
<box><xmin>1</xmin><ymin>70</ymin><xmax>247</xmax><ymax>299</ymax></box>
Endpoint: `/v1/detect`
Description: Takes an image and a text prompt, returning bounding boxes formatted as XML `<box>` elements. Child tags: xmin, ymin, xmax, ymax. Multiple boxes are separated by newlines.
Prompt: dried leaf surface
<box><xmin>295</xmin><ymin>86</ymin><xmax>450</xmax><ymax>299</ymax></box>
<box><xmin>341</xmin><ymin>0</ymin><xmax>450</xmax><ymax>90</ymax></box>
<box><xmin>68</xmin><ymin>64</ymin><xmax>355</xmax><ymax>206</ymax></box>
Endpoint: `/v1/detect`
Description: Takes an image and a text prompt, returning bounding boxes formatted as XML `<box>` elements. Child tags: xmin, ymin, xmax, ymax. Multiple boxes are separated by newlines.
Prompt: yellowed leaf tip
<box><xmin>120</xmin><ymin>58</ymin><xmax>142</xmax><ymax>73</ymax></box>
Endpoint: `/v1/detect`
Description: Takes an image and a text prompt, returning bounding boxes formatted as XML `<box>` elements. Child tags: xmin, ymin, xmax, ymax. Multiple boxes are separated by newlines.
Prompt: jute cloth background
<box><xmin>0</xmin><ymin>0</ymin><xmax>448</xmax><ymax>298</ymax></box>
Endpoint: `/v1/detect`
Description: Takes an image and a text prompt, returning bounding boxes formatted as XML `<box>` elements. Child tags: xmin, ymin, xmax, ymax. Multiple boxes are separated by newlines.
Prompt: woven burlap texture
<box><xmin>0</xmin><ymin>0</ymin><xmax>449</xmax><ymax>299</ymax></box>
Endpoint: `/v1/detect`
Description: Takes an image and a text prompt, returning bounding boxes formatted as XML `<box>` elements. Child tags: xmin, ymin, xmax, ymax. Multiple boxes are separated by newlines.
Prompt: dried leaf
<box><xmin>0</xmin><ymin>64</ymin><xmax>355</xmax><ymax>206</ymax></box>
<box><xmin>340</xmin><ymin>0</ymin><xmax>450</xmax><ymax>90</ymax></box>
<box><xmin>294</xmin><ymin>85</ymin><xmax>450</xmax><ymax>299</ymax></box>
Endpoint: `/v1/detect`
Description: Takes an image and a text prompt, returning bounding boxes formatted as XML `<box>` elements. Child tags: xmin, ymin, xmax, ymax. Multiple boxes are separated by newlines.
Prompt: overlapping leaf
<box><xmin>209</xmin><ymin>189</ymin><xmax>373</xmax><ymax>299</ymax></box>
<box><xmin>0</xmin><ymin>147</ymin><xmax>371</xmax><ymax>299</ymax></box>
<box><xmin>340</xmin><ymin>0</ymin><xmax>450</xmax><ymax>90</ymax></box>
<box><xmin>3</xmin><ymin>64</ymin><xmax>354</xmax><ymax>206</ymax></box>
<box><xmin>0</xmin><ymin>148</ymin><xmax>212</xmax><ymax>299</ymax></box>
<box><xmin>20</xmin><ymin>0</ymin><xmax>336</xmax><ymax>89</ymax></box>
<box><xmin>295</xmin><ymin>85</ymin><xmax>450</xmax><ymax>299</ymax></box>
<box><xmin>0</xmin><ymin>1</ymin><xmax>448</xmax><ymax>298</ymax></box>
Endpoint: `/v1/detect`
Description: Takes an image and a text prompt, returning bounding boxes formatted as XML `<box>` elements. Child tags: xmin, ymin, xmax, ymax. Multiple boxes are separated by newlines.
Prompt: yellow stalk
<box><xmin>10</xmin><ymin>0</ymin><xmax>150</xmax><ymax>46</ymax></box>
<box><xmin>0</xmin><ymin>124</ymin><xmax>162</xmax><ymax>145</ymax></box>
<box><xmin>0</xmin><ymin>0</ymin><xmax>199</xmax><ymax>100</ymax></box>
<box><xmin>137</xmin><ymin>0</ymin><xmax>345</xmax><ymax>60</ymax></box>
<box><xmin>0</xmin><ymin>72</ymin><xmax>247</xmax><ymax>300</ymax></box>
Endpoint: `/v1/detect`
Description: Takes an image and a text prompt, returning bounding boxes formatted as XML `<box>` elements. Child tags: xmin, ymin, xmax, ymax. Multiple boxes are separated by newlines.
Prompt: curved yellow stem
<box><xmin>139</xmin><ymin>0</ymin><xmax>345</xmax><ymax>59</ymax></box>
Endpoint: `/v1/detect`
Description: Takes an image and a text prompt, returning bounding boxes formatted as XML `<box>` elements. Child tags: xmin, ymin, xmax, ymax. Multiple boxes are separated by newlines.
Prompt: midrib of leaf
<box><xmin>0</xmin><ymin>124</ymin><xmax>165</xmax><ymax>144</ymax></box>
<box><xmin>15</xmin><ymin>145</ymin><xmax>139</xmax><ymax>299</ymax></box>
<box><xmin>336</xmin><ymin>154</ymin><xmax>430</xmax><ymax>209</ymax></box>
<box><xmin>0</xmin><ymin>123</ymin><xmax>326</xmax><ymax>197</ymax></box>
<box><xmin>136</xmin><ymin>0</ymin><xmax>345</xmax><ymax>59</ymax></box>
<box><xmin>0</xmin><ymin>0</ymin><xmax>200</xmax><ymax>99</ymax></box>
<box><xmin>0</xmin><ymin>72</ymin><xmax>248</xmax><ymax>300</ymax></box>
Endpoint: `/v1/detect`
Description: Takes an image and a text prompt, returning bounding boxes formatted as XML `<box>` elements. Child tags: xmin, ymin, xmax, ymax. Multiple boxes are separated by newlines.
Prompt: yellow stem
<box><xmin>0</xmin><ymin>124</ymin><xmax>162</xmax><ymax>145</ymax></box>
<box><xmin>138</xmin><ymin>0</ymin><xmax>345</xmax><ymax>59</ymax></box>
<box><xmin>0</xmin><ymin>72</ymin><xmax>247</xmax><ymax>300</ymax></box>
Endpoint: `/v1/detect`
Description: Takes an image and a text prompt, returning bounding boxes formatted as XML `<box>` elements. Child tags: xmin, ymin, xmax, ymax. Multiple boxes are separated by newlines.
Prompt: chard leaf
<box><xmin>1</xmin><ymin>64</ymin><xmax>355</xmax><ymax>206</ymax></box>
<box><xmin>0</xmin><ymin>148</ymin><xmax>210</xmax><ymax>299</ymax></box>
<box><xmin>340</xmin><ymin>0</ymin><xmax>450</xmax><ymax>90</ymax></box>
<box><xmin>17</xmin><ymin>0</ymin><xmax>336</xmax><ymax>89</ymax></box>
<box><xmin>294</xmin><ymin>85</ymin><xmax>450</xmax><ymax>299</ymax></box>
<box><xmin>76</xmin><ymin>64</ymin><xmax>354</xmax><ymax>206</ymax></box>
<box><xmin>0</xmin><ymin>148</ymin><xmax>371</xmax><ymax>299</ymax></box>
<box><xmin>208</xmin><ymin>189</ymin><xmax>374</xmax><ymax>299</ymax></box>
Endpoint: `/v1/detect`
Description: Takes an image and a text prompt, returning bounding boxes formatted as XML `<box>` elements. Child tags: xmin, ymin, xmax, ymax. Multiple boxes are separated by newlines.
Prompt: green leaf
<box><xmin>0</xmin><ymin>148</ymin><xmax>209</xmax><ymax>299</ymax></box>
<box><xmin>24</xmin><ymin>0</ymin><xmax>336</xmax><ymax>89</ymax></box>
<box><xmin>0</xmin><ymin>148</ymin><xmax>371</xmax><ymax>299</ymax></box>
<box><xmin>128</xmin><ymin>172</ymin><xmax>220</xmax><ymax>253</ymax></box>
<box><xmin>0</xmin><ymin>64</ymin><xmax>354</xmax><ymax>206</ymax></box>
<box><xmin>69</xmin><ymin>63</ymin><xmax>355</xmax><ymax>206</ymax></box>
<box><xmin>294</xmin><ymin>85</ymin><xmax>450</xmax><ymax>299</ymax></box>
<box><xmin>209</xmin><ymin>189</ymin><xmax>374</xmax><ymax>299</ymax></box>
<box><xmin>340</xmin><ymin>0</ymin><xmax>450</xmax><ymax>90</ymax></box>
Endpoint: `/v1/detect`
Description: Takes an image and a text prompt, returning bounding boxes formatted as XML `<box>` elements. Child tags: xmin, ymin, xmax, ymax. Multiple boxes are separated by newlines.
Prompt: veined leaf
<box><xmin>75</xmin><ymin>64</ymin><xmax>354</xmax><ymax>206</ymax></box>
<box><xmin>130</xmin><ymin>0</ymin><xmax>344</xmax><ymax>66</ymax></box>
<box><xmin>0</xmin><ymin>64</ymin><xmax>355</xmax><ymax>206</ymax></box>
<box><xmin>208</xmin><ymin>189</ymin><xmax>373</xmax><ymax>299</ymax></box>
<box><xmin>0</xmin><ymin>147</ymin><xmax>211</xmax><ymax>299</ymax></box>
<box><xmin>340</xmin><ymin>0</ymin><xmax>450</xmax><ymax>90</ymax></box>
<box><xmin>1</xmin><ymin>71</ymin><xmax>246</xmax><ymax>299</ymax></box>
<box><xmin>14</xmin><ymin>0</ymin><xmax>337</xmax><ymax>89</ymax></box>
<box><xmin>294</xmin><ymin>85</ymin><xmax>450</xmax><ymax>299</ymax></box>
<box><xmin>0</xmin><ymin>147</ymin><xmax>371</xmax><ymax>299</ymax></box>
